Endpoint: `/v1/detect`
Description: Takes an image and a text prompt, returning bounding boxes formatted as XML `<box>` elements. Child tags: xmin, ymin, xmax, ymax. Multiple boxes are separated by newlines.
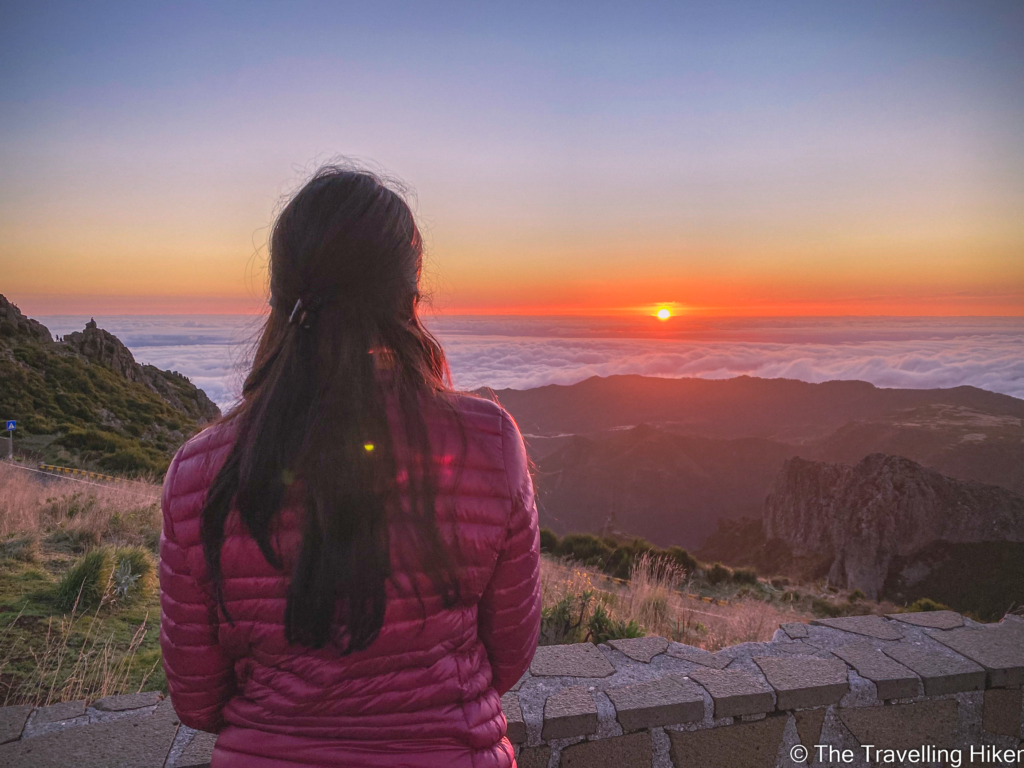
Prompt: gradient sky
<box><xmin>3</xmin><ymin>1</ymin><xmax>1023</xmax><ymax>316</ymax></box>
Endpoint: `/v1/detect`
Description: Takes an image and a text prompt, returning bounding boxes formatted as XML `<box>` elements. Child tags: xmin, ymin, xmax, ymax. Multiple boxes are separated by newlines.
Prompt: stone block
<box><xmin>811</xmin><ymin>615</ymin><xmax>903</xmax><ymax>640</ymax></box>
<box><xmin>32</xmin><ymin>700</ymin><xmax>86</xmax><ymax>725</ymax></box>
<box><xmin>608</xmin><ymin>636</ymin><xmax>668</xmax><ymax>663</ymax></box>
<box><xmin>667</xmin><ymin>644</ymin><xmax>730</xmax><ymax>669</ymax></box>
<box><xmin>780</xmin><ymin>622</ymin><xmax>808</xmax><ymax>639</ymax></box>
<box><xmin>531</xmin><ymin>643</ymin><xmax>615</xmax><ymax>677</ymax></box>
<box><xmin>838</xmin><ymin>699</ymin><xmax>958</xmax><ymax>751</ymax></box>
<box><xmin>0</xmin><ymin>699</ymin><xmax>180</xmax><ymax>767</ymax></box>
<box><xmin>542</xmin><ymin>685</ymin><xmax>598</xmax><ymax>740</ymax></box>
<box><xmin>831</xmin><ymin>642</ymin><xmax>920</xmax><ymax>700</ymax></box>
<box><xmin>983</xmin><ymin>688</ymin><xmax>1023</xmax><ymax>737</ymax></box>
<box><xmin>559</xmin><ymin>731</ymin><xmax>652</xmax><ymax>768</ymax></box>
<box><xmin>0</xmin><ymin>706</ymin><xmax>32</xmax><ymax>745</ymax></box>
<box><xmin>92</xmin><ymin>691</ymin><xmax>163</xmax><ymax>712</ymax></box>
<box><xmin>794</xmin><ymin>708</ymin><xmax>825</xmax><ymax>754</ymax></box>
<box><xmin>883</xmin><ymin>643</ymin><xmax>985</xmax><ymax>695</ymax></box>
<box><xmin>174</xmin><ymin>729</ymin><xmax>217</xmax><ymax>768</ymax></box>
<box><xmin>518</xmin><ymin>746</ymin><xmax>551</xmax><ymax>768</ymax></box>
<box><xmin>688</xmin><ymin>668</ymin><xmax>774</xmax><ymax>718</ymax></box>
<box><xmin>501</xmin><ymin>692</ymin><xmax>527</xmax><ymax>745</ymax></box>
<box><xmin>927</xmin><ymin>623</ymin><xmax>1024</xmax><ymax>687</ymax></box>
<box><xmin>668</xmin><ymin>714</ymin><xmax>786</xmax><ymax>768</ymax></box>
<box><xmin>887</xmin><ymin>610</ymin><xmax>964</xmax><ymax>630</ymax></box>
<box><xmin>754</xmin><ymin>656</ymin><xmax>848</xmax><ymax>710</ymax></box>
<box><xmin>606</xmin><ymin>675</ymin><xmax>704</xmax><ymax>731</ymax></box>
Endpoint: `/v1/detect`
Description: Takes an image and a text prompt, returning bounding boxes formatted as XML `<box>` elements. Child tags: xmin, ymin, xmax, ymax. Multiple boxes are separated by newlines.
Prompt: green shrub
<box><xmin>54</xmin><ymin>545</ymin><xmax>157</xmax><ymax>611</ymax></box>
<box><xmin>0</xmin><ymin>535</ymin><xmax>40</xmax><ymax>563</ymax></box>
<box><xmin>587</xmin><ymin>603</ymin><xmax>644</xmax><ymax>644</ymax></box>
<box><xmin>770</xmin><ymin>577</ymin><xmax>790</xmax><ymax>589</ymax></box>
<box><xmin>848</xmin><ymin>589</ymin><xmax>867</xmax><ymax>602</ymax></box>
<box><xmin>666</xmin><ymin>546</ymin><xmax>698</xmax><ymax>574</ymax></box>
<box><xmin>705</xmin><ymin>563</ymin><xmax>732</xmax><ymax>585</ymax></box>
<box><xmin>556</xmin><ymin>534</ymin><xmax>613</xmax><ymax>568</ymax></box>
<box><xmin>811</xmin><ymin>598</ymin><xmax>844</xmax><ymax>618</ymax></box>
<box><xmin>539</xmin><ymin>528</ymin><xmax>559</xmax><ymax>553</ymax></box>
<box><xmin>731</xmin><ymin>567</ymin><xmax>758</xmax><ymax>585</ymax></box>
<box><xmin>539</xmin><ymin>592</ymin><xmax>591</xmax><ymax>646</ymax></box>
<box><xmin>55</xmin><ymin>548</ymin><xmax>115</xmax><ymax>611</ymax></box>
<box><xmin>906</xmin><ymin>597</ymin><xmax>951</xmax><ymax>613</ymax></box>
<box><xmin>112</xmin><ymin>546</ymin><xmax>157</xmax><ymax>603</ymax></box>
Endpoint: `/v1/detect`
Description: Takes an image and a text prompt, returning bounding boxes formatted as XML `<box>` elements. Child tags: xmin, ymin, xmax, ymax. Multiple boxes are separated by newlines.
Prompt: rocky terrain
<box><xmin>483</xmin><ymin>376</ymin><xmax>1024</xmax><ymax>549</ymax></box>
<box><xmin>0</xmin><ymin>295</ymin><xmax>219</xmax><ymax>473</ymax></box>
<box><xmin>765</xmin><ymin>453</ymin><xmax>1024</xmax><ymax>600</ymax></box>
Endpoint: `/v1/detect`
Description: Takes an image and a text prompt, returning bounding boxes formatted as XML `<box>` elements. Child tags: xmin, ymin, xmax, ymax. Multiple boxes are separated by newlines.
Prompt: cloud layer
<box><xmin>39</xmin><ymin>315</ymin><xmax>1024</xmax><ymax>411</ymax></box>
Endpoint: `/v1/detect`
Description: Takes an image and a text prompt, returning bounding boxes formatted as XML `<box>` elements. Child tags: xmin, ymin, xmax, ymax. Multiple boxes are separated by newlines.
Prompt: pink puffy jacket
<box><xmin>159</xmin><ymin>394</ymin><xmax>541</xmax><ymax>768</ymax></box>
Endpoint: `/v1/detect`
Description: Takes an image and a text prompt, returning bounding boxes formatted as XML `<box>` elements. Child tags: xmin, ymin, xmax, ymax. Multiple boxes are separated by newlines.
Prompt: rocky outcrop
<box><xmin>0</xmin><ymin>294</ymin><xmax>52</xmax><ymax>344</ymax></box>
<box><xmin>765</xmin><ymin>453</ymin><xmax>1024</xmax><ymax>599</ymax></box>
<box><xmin>63</xmin><ymin>322</ymin><xmax>219</xmax><ymax>422</ymax></box>
<box><xmin>63</xmin><ymin>322</ymin><xmax>145</xmax><ymax>383</ymax></box>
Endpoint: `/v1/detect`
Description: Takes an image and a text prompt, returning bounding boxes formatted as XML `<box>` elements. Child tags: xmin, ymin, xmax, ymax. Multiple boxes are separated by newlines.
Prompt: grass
<box><xmin>0</xmin><ymin>457</ymin><xmax>922</xmax><ymax>706</ymax></box>
<box><xmin>0</xmin><ymin>462</ymin><xmax>164</xmax><ymax>706</ymax></box>
<box><xmin>540</xmin><ymin>552</ymin><xmax>819</xmax><ymax>651</ymax></box>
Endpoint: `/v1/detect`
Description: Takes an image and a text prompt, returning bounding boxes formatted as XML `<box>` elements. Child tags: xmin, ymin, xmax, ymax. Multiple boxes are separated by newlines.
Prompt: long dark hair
<box><xmin>200</xmin><ymin>166</ymin><xmax>460</xmax><ymax>651</ymax></box>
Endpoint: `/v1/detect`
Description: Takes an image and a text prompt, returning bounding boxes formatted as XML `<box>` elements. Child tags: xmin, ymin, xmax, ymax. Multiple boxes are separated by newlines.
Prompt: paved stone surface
<box><xmin>780</xmin><ymin>622</ymin><xmax>808</xmax><ymax>639</ymax></box>
<box><xmin>542</xmin><ymin>685</ymin><xmax>598</xmax><ymax>740</ymax></box>
<box><xmin>811</xmin><ymin>615</ymin><xmax>903</xmax><ymax>640</ymax></box>
<box><xmin>831</xmin><ymin>642</ymin><xmax>920</xmax><ymax>700</ymax></box>
<box><xmin>983</xmin><ymin>688</ymin><xmax>1023</xmax><ymax>737</ymax></box>
<box><xmin>31</xmin><ymin>700</ymin><xmax>86</xmax><ymax>725</ymax></box>
<box><xmin>687</xmin><ymin>668</ymin><xmax>775</xmax><ymax>718</ymax></box>
<box><xmin>0</xmin><ymin>700</ymin><xmax>180</xmax><ymax>767</ymax></box>
<box><xmin>887</xmin><ymin>611</ymin><xmax>964</xmax><ymax>630</ymax></box>
<box><xmin>927</xmin><ymin>623</ymin><xmax>1024</xmax><ymax>687</ymax></box>
<box><xmin>838</xmin><ymin>699</ymin><xmax>958</xmax><ymax>751</ymax></box>
<box><xmin>531</xmin><ymin>643</ymin><xmax>615</xmax><ymax>677</ymax></box>
<box><xmin>884</xmin><ymin>643</ymin><xmax>986</xmax><ymax>695</ymax></box>
<box><xmin>607</xmin><ymin>636</ymin><xmax>668</xmax><ymax>663</ymax></box>
<box><xmin>794</xmin><ymin>708</ymin><xmax>825</xmax><ymax>754</ymax></box>
<box><xmin>501</xmin><ymin>693</ymin><xmax>527</xmax><ymax>745</ymax></box>
<box><xmin>668</xmin><ymin>714</ymin><xmax>786</xmax><ymax>768</ymax></box>
<box><xmin>754</xmin><ymin>656</ymin><xmax>848</xmax><ymax>710</ymax></box>
<box><xmin>0</xmin><ymin>705</ymin><xmax>32</xmax><ymax>745</ymax></box>
<box><xmin>559</xmin><ymin>730</ymin><xmax>652</xmax><ymax>767</ymax></box>
<box><xmin>174</xmin><ymin>729</ymin><xmax>216</xmax><ymax>768</ymax></box>
<box><xmin>517</xmin><ymin>745</ymin><xmax>550</xmax><ymax>768</ymax></box>
<box><xmin>667</xmin><ymin>644</ymin><xmax>730</xmax><ymax>669</ymax></box>
<box><xmin>606</xmin><ymin>675</ymin><xmax>704</xmax><ymax>732</ymax></box>
<box><xmin>92</xmin><ymin>692</ymin><xmax>164</xmax><ymax>712</ymax></box>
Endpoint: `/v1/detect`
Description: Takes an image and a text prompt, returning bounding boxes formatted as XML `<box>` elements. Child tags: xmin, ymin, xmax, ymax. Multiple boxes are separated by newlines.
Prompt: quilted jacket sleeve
<box><xmin>159</xmin><ymin>447</ymin><xmax>235</xmax><ymax>733</ymax></box>
<box><xmin>478</xmin><ymin>409</ymin><xmax>542</xmax><ymax>695</ymax></box>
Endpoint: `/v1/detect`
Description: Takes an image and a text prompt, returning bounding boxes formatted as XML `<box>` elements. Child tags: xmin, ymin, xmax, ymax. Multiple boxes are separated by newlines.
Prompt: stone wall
<box><xmin>1</xmin><ymin>611</ymin><xmax>1022</xmax><ymax>767</ymax></box>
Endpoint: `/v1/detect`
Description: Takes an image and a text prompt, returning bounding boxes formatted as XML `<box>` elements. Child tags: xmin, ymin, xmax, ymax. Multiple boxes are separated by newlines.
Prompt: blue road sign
<box><xmin>5</xmin><ymin>421</ymin><xmax>15</xmax><ymax>431</ymax></box>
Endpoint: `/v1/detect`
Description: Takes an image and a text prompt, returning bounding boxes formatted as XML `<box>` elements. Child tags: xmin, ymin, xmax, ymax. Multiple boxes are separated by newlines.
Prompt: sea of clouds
<box><xmin>39</xmin><ymin>315</ymin><xmax>1024</xmax><ymax>412</ymax></box>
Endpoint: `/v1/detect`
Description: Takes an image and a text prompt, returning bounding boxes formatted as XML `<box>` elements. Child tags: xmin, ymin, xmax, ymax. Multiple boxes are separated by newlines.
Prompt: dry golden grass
<box><xmin>0</xmin><ymin>461</ymin><xmax>164</xmax><ymax>706</ymax></box>
<box><xmin>0</xmin><ymin>462</ymin><xmax>161</xmax><ymax>546</ymax></box>
<box><xmin>541</xmin><ymin>552</ymin><xmax>810</xmax><ymax>651</ymax></box>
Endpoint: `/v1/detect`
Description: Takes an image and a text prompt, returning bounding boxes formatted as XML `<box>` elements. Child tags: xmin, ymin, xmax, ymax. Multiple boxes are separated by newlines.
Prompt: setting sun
<box><xmin>656</xmin><ymin>308</ymin><xmax>671</xmax><ymax>320</ymax></box>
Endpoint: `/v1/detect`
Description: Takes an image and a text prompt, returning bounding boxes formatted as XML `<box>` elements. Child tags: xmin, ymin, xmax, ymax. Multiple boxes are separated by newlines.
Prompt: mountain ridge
<box><xmin>0</xmin><ymin>294</ymin><xmax>220</xmax><ymax>474</ymax></box>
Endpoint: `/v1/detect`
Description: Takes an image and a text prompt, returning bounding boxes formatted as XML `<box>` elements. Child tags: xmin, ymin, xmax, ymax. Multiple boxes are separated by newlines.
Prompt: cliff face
<box><xmin>764</xmin><ymin>453</ymin><xmax>1024</xmax><ymax>598</ymax></box>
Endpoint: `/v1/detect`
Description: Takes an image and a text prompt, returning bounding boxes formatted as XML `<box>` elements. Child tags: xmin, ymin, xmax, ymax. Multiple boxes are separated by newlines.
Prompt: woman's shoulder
<box><xmin>440</xmin><ymin>391</ymin><xmax>522</xmax><ymax>440</ymax></box>
<box><xmin>162</xmin><ymin>418</ymin><xmax>237</xmax><ymax>511</ymax></box>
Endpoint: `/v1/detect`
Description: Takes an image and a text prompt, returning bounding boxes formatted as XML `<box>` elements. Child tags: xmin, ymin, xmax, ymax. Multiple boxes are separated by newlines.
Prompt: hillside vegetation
<box><xmin>0</xmin><ymin>295</ymin><xmax>219</xmax><ymax>474</ymax></box>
